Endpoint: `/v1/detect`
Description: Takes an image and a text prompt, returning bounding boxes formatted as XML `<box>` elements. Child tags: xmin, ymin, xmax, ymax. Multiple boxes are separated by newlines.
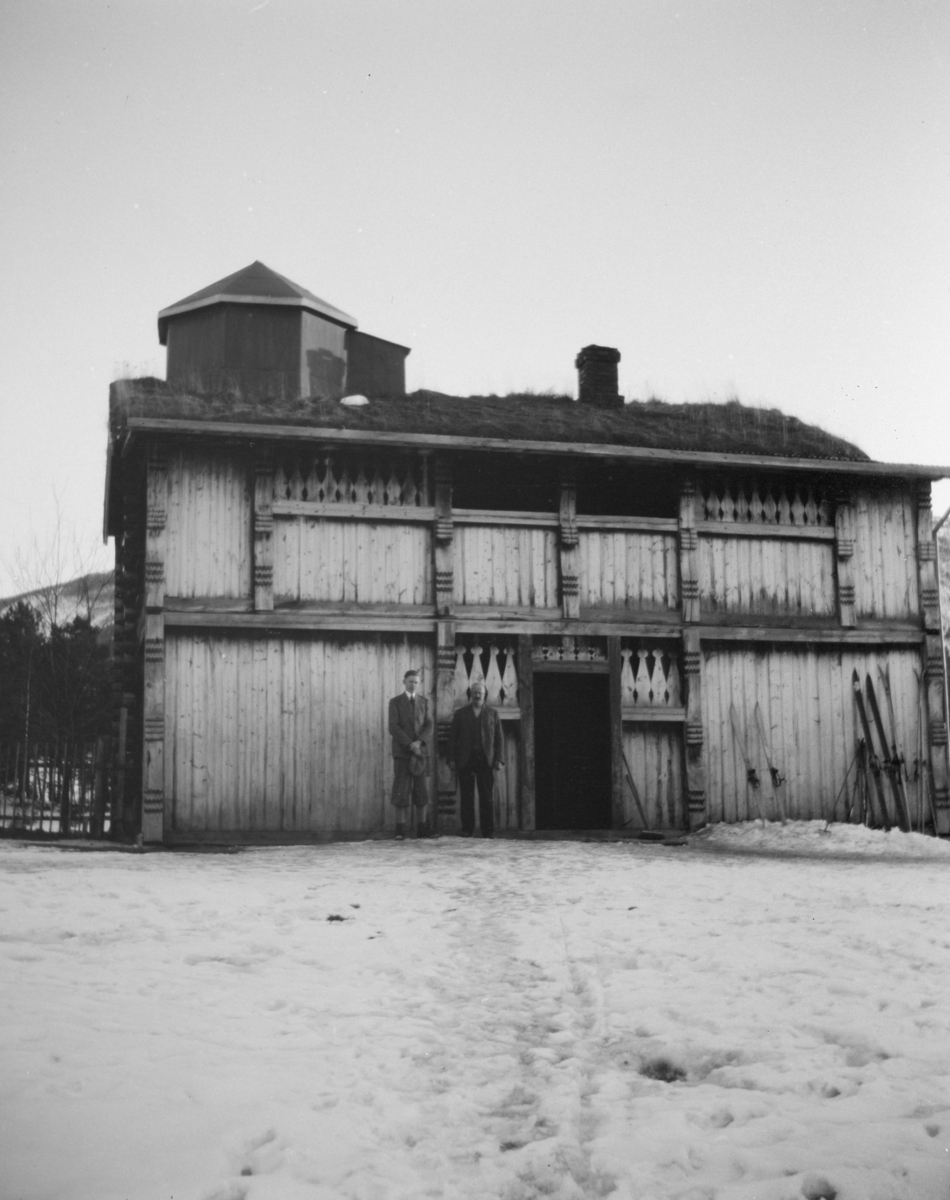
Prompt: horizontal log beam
<box><xmin>698</xmin><ymin>624</ymin><xmax>924</xmax><ymax>646</ymax></box>
<box><xmin>455</xmin><ymin>604</ymin><xmax>563</xmax><ymax>622</ymax></box>
<box><xmin>622</xmin><ymin>707</ymin><xmax>687</xmax><ymax>723</ymax></box>
<box><xmin>273</xmin><ymin>501</ymin><xmax>435</xmax><ymax>523</ymax></box>
<box><xmin>533</xmin><ymin>660</ymin><xmax>610</xmax><ymax>674</ymax></box>
<box><xmin>161</xmin><ymin>604</ymin><xmax>925</xmax><ymax>647</ymax></box>
<box><xmin>164</xmin><ymin>610</ymin><xmax>438</xmax><ymax>634</ymax></box>
<box><xmin>699</xmin><ymin>613</ymin><xmax>840</xmax><ymax>630</ymax></box>
<box><xmin>124</xmin><ymin>418</ymin><xmax>950</xmax><ymax>480</ymax></box>
<box><xmin>577</xmin><ymin>515</ymin><xmax>679</xmax><ymax>534</ymax></box>
<box><xmin>696</xmin><ymin>522</ymin><xmax>836</xmax><ymax>541</ymax></box>
<box><xmin>454</xmin><ymin>617</ymin><xmax>687</xmax><ymax>638</ymax></box>
<box><xmin>165</xmin><ymin>596</ymin><xmax>254</xmax><ymax>612</ymax></box>
<box><xmin>454</xmin><ymin>508</ymin><xmax>557</xmax><ymax>528</ymax></box>
<box><xmin>454</xmin><ymin>509</ymin><xmax>679</xmax><ymax>534</ymax></box>
<box><xmin>579</xmin><ymin>606</ymin><xmax>680</xmax><ymax>625</ymax></box>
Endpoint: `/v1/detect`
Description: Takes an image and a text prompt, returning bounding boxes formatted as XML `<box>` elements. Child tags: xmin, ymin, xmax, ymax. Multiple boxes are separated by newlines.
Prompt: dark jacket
<box><xmin>389</xmin><ymin>692</ymin><xmax>433</xmax><ymax>760</ymax></box>
<box><xmin>449</xmin><ymin>703</ymin><xmax>505</xmax><ymax>772</ymax></box>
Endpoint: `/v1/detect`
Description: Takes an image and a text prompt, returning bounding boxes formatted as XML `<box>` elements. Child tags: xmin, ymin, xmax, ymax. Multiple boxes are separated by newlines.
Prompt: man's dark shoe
<box><xmin>416</xmin><ymin>822</ymin><xmax>438</xmax><ymax>839</ymax></box>
<box><xmin>395</xmin><ymin>824</ymin><xmax>405</xmax><ymax>841</ymax></box>
<box><xmin>459</xmin><ymin>830</ymin><xmax>473</xmax><ymax>838</ymax></box>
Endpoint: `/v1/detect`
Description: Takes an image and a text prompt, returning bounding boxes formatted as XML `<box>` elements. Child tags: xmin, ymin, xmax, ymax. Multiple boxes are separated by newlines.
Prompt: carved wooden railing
<box><xmin>620</xmin><ymin>642</ymin><xmax>684</xmax><ymax>723</ymax></box>
<box><xmin>452</xmin><ymin>638</ymin><xmax>521</xmax><ymax>717</ymax></box>
<box><xmin>273</xmin><ymin>450</ymin><xmax>431</xmax><ymax>508</ymax></box>
<box><xmin>701</xmin><ymin>479</ymin><xmax>831</xmax><ymax>527</ymax></box>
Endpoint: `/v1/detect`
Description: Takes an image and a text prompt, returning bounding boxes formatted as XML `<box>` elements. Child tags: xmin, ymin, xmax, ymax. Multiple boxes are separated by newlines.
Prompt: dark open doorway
<box><xmin>534</xmin><ymin>673</ymin><xmax>612</xmax><ymax>830</ymax></box>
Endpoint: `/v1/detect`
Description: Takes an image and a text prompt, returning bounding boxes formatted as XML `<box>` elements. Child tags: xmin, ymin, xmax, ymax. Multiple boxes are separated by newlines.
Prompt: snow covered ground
<box><xmin>1</xmin><ymin>824</ymin><xmax>949</xmax><ymax>1200</ymax></box>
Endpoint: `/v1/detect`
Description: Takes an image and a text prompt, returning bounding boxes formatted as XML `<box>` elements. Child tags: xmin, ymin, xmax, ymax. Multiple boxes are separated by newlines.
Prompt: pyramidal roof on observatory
<box><xmin>157</xmin><ymin>261</ymin><xmax>357</xmax><ymax>343</ymax></box>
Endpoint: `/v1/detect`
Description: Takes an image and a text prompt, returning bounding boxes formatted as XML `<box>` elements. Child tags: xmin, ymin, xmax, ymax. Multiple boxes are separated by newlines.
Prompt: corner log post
<box><xmin>253</xmin><ymin>454</ymin><xmax>275</xmax><ymax>611</ymax></box>
<box><xmin>117</xmin><ymin>452</ymin><xmax>145</xmax><ymax>838</ymax></box>
<box><xmin>141</xmin><ymin>445</ymin><xmax>167</xmax><ymax>843</ymax></box>
<box><xmin>111</xmin><ymin>466</ymin><xmax>132</xmax><ymax>837</ymax></box>
<box><xmin>608</xmin><ymin>637</ymin><xmax>625</xmax><ymax>829</ymax></box>
<box><xmin>834</xmin><ymin>486</ymin><xmax>857</xmax><ymax>627</ymax></box>
<box><xmin>433</xmin><ymin>456</ymin><xmax>457</xmax><ymax>830</ymax></box>
<box><xmin>558</xmin><ymin>468</ymin><xmax>580</xmax><ymax>620</ymax></box>
<box><xmin>678</xmin><ymin>479</ymin><xmax>701</xmax><ymax>625</ymax></box>
<box><xmin>518</xmin><ymin>635</ymin><xmax>536</xmax><ymax>831</ymax></box>
<box><xmin>679</xmin><ymin>479</ymin><xmax>706</xmax><ymax>830</ymax></box>
<box><xmin>917</xmin><ymin>482</ymin><xmax>950</xmax><ymax>833</ymax></box>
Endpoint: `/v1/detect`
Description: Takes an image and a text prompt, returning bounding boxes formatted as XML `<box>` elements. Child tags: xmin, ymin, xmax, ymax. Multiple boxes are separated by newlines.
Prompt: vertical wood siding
<box><xmin>165</xmin><ymin>633</ymin><xmax>434</xmax><ymax>833</ymax></box>
<box><xmin>492</xmin><ymin>726</ymin><xmax>522</xmax><ymax>832</ymax></box>
<box><xmin>454</xmin><ymin>526</ymin><xmax>559</xmax><ymax>608</ymax></box>
<box><xmin>702</xmin><ymin>646</ymin><xmax>921</xmax><ymax>824</ymax></box>
<box><xmin>165</xmin><ymin>449</ymin><xmax>252</xmax><ymax>598</ymax></box>
<box><xmin>620</xmin><ymin>726</ymin><xmax>685</xmax><ymax>829</ymax></box>
<box><xmin>579</xmin><ymin>532</ymin><xmax>679</xmax><ymax>612</ymax></box>
<box><xmin>853</xmin><ymin>486</ymin><xmax>919</xmax><ymax>620</ymax></box>
<box><xmin>274</xmin><ymin>518</ymin><xmax>432</xmax><ymax>605</ymax></box>
<box><xmin>699</xmin><ymin>538</ymin><xmax>836</xmax><ymax>617</ymax></box>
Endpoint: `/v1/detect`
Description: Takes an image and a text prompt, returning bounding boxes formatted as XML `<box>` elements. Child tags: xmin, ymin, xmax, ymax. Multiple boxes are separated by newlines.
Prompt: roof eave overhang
<box><xmin>157</xmin><ymin>295</ymin><xmax>358</xmax><ymax>344</ymax></box>
<box><xmin>347</xmin><ymin>329</ymin><xmax>412</xmax><ymax>355</ymax></box>
<box><xmin>119</xmin><ymin>417</ymin><xmax>950</xmax><ymax>480</ymax></box>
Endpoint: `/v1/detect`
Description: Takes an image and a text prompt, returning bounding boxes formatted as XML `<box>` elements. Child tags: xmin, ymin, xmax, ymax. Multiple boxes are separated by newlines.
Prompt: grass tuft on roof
<box><xmin>110</xmin><ymin>378</ymin><xmax>868</xmax><ymax>462</ymax></box>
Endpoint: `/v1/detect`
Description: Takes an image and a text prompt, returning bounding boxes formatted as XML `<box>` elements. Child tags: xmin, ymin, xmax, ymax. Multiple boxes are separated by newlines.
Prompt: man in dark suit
<box><xmin>388</xmin><ymin>669</ymin><xmax>434</xmax><ymax>839</ymax></box>
<box><xmin>448</xmin><ymin>679</ymin><xmax>505</xmax><ymax>838</ymax></box>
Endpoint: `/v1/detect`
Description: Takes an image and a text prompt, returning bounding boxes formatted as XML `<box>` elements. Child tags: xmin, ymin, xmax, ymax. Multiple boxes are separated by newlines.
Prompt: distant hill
<box><xmin>0</xmin><ymin>571</ymin><xmax>114</xmax><ymax>631</ymax></box>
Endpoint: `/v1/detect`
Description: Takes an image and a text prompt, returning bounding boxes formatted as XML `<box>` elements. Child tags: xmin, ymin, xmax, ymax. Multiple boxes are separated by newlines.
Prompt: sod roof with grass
<box><xmin>111</xmin><ymin>378</ymin><xmax>869</xmax><ymax>463</ymax></box>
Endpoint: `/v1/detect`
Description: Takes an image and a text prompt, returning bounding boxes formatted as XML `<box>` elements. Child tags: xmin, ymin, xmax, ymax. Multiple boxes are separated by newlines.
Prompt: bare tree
<box><xmin>2</xmin><ymin>492</ymin><xmax>112</xmax><ymax>630</ymax></box>
<box><xmin>1</xmin><ymin>495</ymin><xmax>114</xmax><ymax>748</ymax></box>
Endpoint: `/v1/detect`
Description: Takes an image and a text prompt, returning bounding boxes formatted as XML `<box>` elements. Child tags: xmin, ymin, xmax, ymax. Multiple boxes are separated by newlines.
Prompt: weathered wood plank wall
<box><xmin>853</xmin><ymin>485</ymin><xmax>919</xmax><ymax>620</ymax></box>
<box><xmin>493</xmin><ymin>726</ymin><xmax>521</xmax><ymax>832</ymax></box>
<box><xmin>702</xmin><ymin>646</ymin><xmax>921</xmax><ymax>824</ymax></box>
<box><xmin>579</xmin><ymin>532</ymin><xmax>679</xmax><ymax>612</ymax></box>
<box><xmin>165</xmin><ymin>449</ymin><xmax>251</xmax><ymax>598</ymax></box>
<box><xmin>453</xmin><ymin>525</ymin><xmax>558</xmax><ymax>608</ymax></box>
<box><xmin>165</xmin><ymin>633</ymin><xmax>434</xmax><ymax>833</ymax></box>
<box><xmin>274</xmin><ymin>518</ymin><xmax>432</xmax><ymax>605</ymax></box>
<box><xmin>620</xmin><ymin>726</ymin><xmax>685</xmax><ymax>829</ymax></box>
<box><xmin>699</xmin><ymin>538</ymin><xmax>836</xmax><ymax>617</ymax></box>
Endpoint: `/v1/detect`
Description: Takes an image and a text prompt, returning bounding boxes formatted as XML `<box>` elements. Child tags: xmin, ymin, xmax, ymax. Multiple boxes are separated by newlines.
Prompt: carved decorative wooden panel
<box><xmin>273</xmin><ymin>451</ymin><xmax>430</xmax><ymax>507</ymax></box>
<box><xmin>532</xmin><ymin>636</ymin><xmax>607</xmax><ymax>664</ymax></box>
<box><xmin>701</xmin><ymin>480</ymin><xmax>831</xmax><ymax>526</ymax></box>
<box><xmin>452</xmin><ymin>639</ymin><xmax>520</xmax><ymax>710</ymax></box>
<box><xmin>619</xmin><ymin>644</ymin><xmax>682</xmax><ymax>708</ymax></box>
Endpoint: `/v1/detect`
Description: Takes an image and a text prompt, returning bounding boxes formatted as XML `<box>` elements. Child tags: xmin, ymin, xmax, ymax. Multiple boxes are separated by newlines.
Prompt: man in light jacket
<box><xmin>388</xmin><ymin>669</ymin><xmax>434</xmax><ymax>839</ymax></box>
<box><xmin>448</xmin><ymin>679</ymin><xmax>504</xmax><ymax>838</ymax></box>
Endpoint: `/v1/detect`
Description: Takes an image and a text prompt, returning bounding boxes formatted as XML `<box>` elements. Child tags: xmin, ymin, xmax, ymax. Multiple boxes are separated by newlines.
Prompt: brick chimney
<box><xmin>575</xmin><ymin>345</ymin><xmax>622</xmax><ymax>408</ymax></box>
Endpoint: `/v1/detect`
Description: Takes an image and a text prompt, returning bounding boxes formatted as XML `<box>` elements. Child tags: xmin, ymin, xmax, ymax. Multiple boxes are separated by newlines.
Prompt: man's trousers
<box><xmin>459</xmin><ymin>757</ymin><xmax>495</xmax><ymax>836</ymax></box>
<box><xmin>391</xmin><ymin>757</ymin><xmax>429</xmax><ymax>808</ymax></box>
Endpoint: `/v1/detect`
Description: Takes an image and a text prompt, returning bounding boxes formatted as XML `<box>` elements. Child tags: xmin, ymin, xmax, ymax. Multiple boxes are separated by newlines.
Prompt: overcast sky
<box><xmin>1</xmin><ymin>1</ymin><xmax>948</xmax><ymax>597</ymax></box>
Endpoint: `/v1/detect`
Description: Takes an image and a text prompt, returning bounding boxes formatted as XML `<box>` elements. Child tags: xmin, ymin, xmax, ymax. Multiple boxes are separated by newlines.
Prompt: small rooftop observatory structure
<box><xmin>158</xmin><ymin>260</ymin><xmax>410</xmax><ymax>401</ymax></box>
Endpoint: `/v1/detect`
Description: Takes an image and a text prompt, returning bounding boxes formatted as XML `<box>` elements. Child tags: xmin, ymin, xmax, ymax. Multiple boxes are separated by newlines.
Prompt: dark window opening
<box><xmin>451</xmin><ymin>454</ymin><xmax>560</xmax><ymax>513</ymax></box>
<box><xmin>576</xmin><ymin>463</ymin><xmax>681</xmax><ymax>518</ymax></box>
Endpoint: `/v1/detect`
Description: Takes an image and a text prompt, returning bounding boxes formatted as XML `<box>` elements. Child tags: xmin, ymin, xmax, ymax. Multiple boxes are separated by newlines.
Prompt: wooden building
<box><xmin>104</xmin><ymin>264</ymin><xmax>950</xmax><ymax>843</ymax></box>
